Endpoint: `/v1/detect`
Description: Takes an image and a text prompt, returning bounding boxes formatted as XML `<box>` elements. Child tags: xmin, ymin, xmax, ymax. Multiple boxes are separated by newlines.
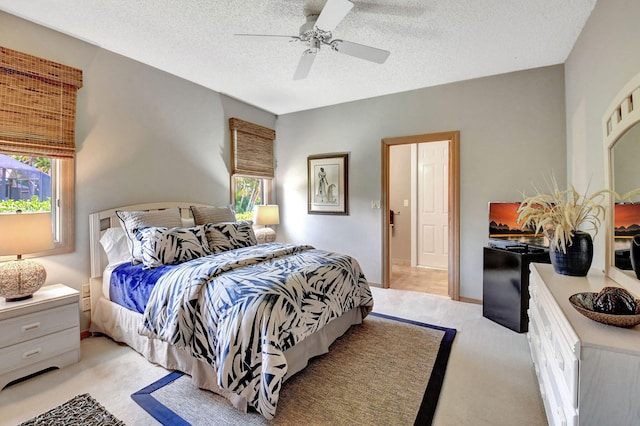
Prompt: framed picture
<box><xmin>308</xmin><ymin>153</ymin><xmax>349</xmax><ymax>215</ymax></box>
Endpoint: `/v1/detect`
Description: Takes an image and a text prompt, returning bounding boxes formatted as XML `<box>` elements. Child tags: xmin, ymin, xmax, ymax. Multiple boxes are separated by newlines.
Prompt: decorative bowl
<box><xmin>569</xmin><ymin>292</ymin><xmax>640</xmax><ymax>328</ymax></box>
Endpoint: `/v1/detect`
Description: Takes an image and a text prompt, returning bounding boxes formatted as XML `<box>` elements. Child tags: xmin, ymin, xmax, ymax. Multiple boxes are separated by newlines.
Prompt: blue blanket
<box><xmin>110</xmin><ymin>262</ymin><xmax>174</xmax><ymax>313</ymax></box>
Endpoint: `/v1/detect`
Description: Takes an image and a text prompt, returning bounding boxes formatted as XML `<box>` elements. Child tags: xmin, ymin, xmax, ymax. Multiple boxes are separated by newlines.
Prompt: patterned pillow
<box><xmin>136</xmin><ymin>226</ymin><xmax>211</xmax><ymax>269</ymax></box>
<box><xmin>190</xmin><ymin>205</ymin><xmax>236</xmax><ymax>225</ymax></box>
<box><xmin>116</xmin><ymin>208</ymin><xmax>183</xmax><ymax>264</ymax></box>
<box><xmin>204</xmin><ymin>221</ymin><xmax>257</xmax><ymax>253</ymax></box>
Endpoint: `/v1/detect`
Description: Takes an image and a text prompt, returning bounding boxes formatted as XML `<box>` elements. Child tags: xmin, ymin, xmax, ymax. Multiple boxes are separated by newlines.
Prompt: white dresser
<box><xmin>0</xmin><ymin>284</ymin><xmax>80</xmax><ymax>390</ymax></box>
<box><xmin>528</xmin><ymin>263</ymin><xmax>640</xmax><ymax>426</ymax></box>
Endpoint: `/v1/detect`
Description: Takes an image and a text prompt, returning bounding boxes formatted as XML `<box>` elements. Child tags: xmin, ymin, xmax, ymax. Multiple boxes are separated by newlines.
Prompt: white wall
<box><xmin>564</xmin><ymin>0</ymin><xmax>640</xmax><ymax>271</ymax></box>
<box><xmin>0</xmin><ymin>12</ymin><xmax>276</xmax><ymax>329</ymax></box>
<box><xmin>276</xmin><ymin>66</ymin><xmax>567</xmax><ymax>300</ymax></box>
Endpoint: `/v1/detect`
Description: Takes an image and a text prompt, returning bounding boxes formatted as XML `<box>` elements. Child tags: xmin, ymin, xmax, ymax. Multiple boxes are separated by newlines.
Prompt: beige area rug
<box><xmin>19</xmin><ymin>393</ymin><xmax>125</xmax><ymax>426</ymax></box>
<box><xmin>132</xmin><ymin>313</ymin><xmax>456</xmax><ymax>425</ymax></box>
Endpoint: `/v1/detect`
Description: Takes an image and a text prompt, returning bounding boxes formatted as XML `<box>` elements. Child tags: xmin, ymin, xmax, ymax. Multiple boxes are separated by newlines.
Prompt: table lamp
<box><xmin>253</xmin><ymin>205</ymin><xmax>280</xmax><ymax>244</ymax></box>
<box><xmin>0</xmin><ymin>211</ymin><xmax>55</xmax><ymax>301</ymax></box>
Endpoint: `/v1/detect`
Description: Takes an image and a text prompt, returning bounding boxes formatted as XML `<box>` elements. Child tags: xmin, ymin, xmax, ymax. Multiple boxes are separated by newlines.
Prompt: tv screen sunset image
<box><xmin>488</xmin><ymin>202</ymin><xmax>529</xmax><ymax>236</ymax></box>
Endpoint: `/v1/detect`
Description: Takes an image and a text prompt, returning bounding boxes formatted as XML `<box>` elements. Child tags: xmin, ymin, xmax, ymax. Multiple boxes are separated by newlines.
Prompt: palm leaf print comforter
<box><xmin>138</xmin><ymin>243</ymin><xmax>373</xmax><ymax>419</ymax></box>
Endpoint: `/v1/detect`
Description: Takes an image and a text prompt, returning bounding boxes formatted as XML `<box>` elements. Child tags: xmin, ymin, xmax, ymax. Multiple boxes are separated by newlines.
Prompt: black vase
<box><xmin>549</xmin><ymin>231</ymin><xmax>593</xmax><ymax>276</ymax></box>
<box><xmin>630</xmin><ymin>235</ymin><xmax>640</xmax><ymax>280</ymax></box>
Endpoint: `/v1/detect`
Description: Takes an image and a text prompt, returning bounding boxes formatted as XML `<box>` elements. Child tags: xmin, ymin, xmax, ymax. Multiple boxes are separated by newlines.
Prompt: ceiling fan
<box><xmin>236</xmin><ymin>0</ymin><xmax>390</xmax><ymax>80</ymax></box>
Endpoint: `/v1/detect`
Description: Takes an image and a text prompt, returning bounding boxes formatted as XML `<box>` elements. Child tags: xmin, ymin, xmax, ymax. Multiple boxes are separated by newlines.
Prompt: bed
<box><xmin>88</xmin><ymin>202</ymin><xmax>374</xmax><ymax>419</ymax></box>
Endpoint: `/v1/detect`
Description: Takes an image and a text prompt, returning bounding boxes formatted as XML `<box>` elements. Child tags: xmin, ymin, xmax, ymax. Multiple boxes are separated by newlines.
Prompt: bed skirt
<box><xmin>89</xmin><ymin>295</ymin><xmax>363</xmax><ymax>413</ymax></box>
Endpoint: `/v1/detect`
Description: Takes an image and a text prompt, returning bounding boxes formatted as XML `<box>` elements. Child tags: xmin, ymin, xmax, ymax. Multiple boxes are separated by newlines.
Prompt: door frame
<box><xmin>381</xmin><ymin>131</ymin><xmax>460</xmax><ymax>300</ymax></box>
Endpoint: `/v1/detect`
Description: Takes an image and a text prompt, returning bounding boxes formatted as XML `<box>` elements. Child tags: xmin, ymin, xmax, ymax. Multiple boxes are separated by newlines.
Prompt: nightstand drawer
<box><xmin>0</xmin><ymin>326</ymin><xmax>79</xmax><ymax>375</ymax></box>
<box><xmin>0</xmin><ymin>304</ymin><xmax>78</xmax><ymax>349</ymax></box>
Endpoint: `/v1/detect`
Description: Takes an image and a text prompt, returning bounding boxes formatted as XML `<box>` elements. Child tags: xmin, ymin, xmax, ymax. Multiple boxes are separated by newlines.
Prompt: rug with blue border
<box><xmin>132</xmin><ymin>312</ymin><xmax>456</xmax><ymax>425</ymax></box>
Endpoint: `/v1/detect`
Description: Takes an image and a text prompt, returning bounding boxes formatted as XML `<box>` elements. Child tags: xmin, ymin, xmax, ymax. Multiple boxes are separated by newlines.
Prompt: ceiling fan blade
<box><xmin>315</xmin><ymin>0</ymin><xmax>354</xmax><ymax>32</ymax></box>
<box><xmin>350</xmin><ymin>2</ymin><xmax>427</xmax><ymax>17</ymax></box>
<box><xmin>293</xmin><ymin>49</ymin><xmax>317</xmax><ymax>80</ymax></box>
<box><xmin>331</xmin><ymin>39</ymin><xmax>390</xmax><ymax>64</ymax></box>
<box><xmin>235</xmin><ymin>34</ymin><xmax>300</xmax><ymax>42</ymax></box>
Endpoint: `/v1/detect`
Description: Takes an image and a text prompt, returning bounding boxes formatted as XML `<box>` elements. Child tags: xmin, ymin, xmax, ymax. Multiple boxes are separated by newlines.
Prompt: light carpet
<box><xmin>132</xmin><ymin>312</ymin><xmax>456</xmax><ymax>425</ymax></box>
<box><xmin>19</xmin><ymin>393</ymin><xmax>125</xmax><ymax>426</ymax></box>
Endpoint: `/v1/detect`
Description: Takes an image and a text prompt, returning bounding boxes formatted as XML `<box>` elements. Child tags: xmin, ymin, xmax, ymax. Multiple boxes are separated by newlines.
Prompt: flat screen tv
<box><xmin>614</xmin><ymin>202</ymin><xmax>640</xmax><ymax>250</ymax></box>
<box><xmin>488</xmin><ymin>202</ymin><xmax>548</xmax><ymax>248</ymax></box>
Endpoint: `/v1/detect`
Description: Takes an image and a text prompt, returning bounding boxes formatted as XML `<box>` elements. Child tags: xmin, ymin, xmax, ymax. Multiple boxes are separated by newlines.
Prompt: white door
<box><xmin>417</xmin><ymin>141</ymin><xmax>449</xmax><ymax>268</ymax></box>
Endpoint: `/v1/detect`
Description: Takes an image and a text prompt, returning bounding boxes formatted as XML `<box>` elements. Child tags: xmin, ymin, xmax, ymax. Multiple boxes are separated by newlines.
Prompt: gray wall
<box><xmin>5</xmin><ymin>0</ymin><xmax>636</xmax><ymax>312</ymax></box>
<box><xmin>564</xmin><ymin>0</ymin><xmax>640</xmax><ymax>270</ymax></box>
<box><xmin>0</xmin><ymin>12</ymin><xmax>276</xmax><ymax>329</ymax></box>
<box><xmin>275</xmin><ymin>65</ymin><xmax>567</xmax><ymax>300</ymax></box>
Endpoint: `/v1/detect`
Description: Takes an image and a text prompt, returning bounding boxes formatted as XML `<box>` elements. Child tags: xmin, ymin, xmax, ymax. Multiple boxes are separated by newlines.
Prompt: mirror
<box><xmin>604</xmin><ymin>71</ymin><xmax>640</xmax><ymax>295</ymax></box>
<box><xmin>611</xmin><ymin>124</ymin><xmax>640</xmax><ymax>275</ymax></box>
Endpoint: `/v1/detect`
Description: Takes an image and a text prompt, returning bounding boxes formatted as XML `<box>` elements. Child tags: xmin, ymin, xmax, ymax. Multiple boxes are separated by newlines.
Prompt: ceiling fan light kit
<box><xmin>236</xmin><ymin>0</ymin><xmax>390</xmax><ymax>80</ymax></box>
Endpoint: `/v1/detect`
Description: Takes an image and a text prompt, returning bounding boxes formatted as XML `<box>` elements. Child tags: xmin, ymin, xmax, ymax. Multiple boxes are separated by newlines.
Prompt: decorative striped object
<box><xmin>136</xmin><ymin>225</ymin><xmax>211</xmax><ymax>269</ymax></box>
<box><xmin>19</xmin><ymin>393</ymin><xmax>124</xmax><ymax>426</ymax></box>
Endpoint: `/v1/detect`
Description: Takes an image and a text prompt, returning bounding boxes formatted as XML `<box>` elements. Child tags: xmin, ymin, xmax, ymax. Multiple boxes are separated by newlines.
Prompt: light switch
<box><xmin>371</xmin><ymin>200</ymin><xmax>380</xmax><ymax>209</ymax></box>
<box><xmin>403</xmin><ymin>199</ymin><xmax>409</xmax><ymax>207</ymax></box>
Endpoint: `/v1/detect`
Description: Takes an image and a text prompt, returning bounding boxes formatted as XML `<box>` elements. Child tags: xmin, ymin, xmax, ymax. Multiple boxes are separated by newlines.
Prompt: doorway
<box><xmin>381</xmin><ymin>131</ymin><xmax>460</xmax><ymax>300</ymax></box>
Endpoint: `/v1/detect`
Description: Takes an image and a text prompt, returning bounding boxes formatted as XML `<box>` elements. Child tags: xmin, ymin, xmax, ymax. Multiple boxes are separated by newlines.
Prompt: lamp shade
<box><xmin>0</xmin><ymin>211</ymin><xmax>54</xmax><ymax>301</ymax></box>
<box><xmin>253</xmin><ymin>205</ymin><xmax>280</xmax><ymax>226</ymax></box>
<box><xmin>0</xmin><ymin>211</ymin><xmax>54</xmax><ymax>256</ymax></box>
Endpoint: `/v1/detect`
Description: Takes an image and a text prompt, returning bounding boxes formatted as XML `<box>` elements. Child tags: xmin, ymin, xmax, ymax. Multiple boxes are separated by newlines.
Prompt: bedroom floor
<box><xmin>0</xmin><ymin>287</ymin><xmax>547</xmax><ymax>426</ymax></box>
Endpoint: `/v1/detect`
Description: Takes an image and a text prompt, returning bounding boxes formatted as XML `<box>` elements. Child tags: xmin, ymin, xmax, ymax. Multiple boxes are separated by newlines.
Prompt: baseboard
<box><xmin>459</xmin><ymin>296</ymin><xmax>482</xmax><ymax>305</ymax></box>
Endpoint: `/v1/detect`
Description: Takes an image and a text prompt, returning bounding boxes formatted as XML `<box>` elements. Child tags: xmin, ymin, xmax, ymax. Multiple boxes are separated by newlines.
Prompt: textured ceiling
<box><xmin>0</xmin><ymin>0</ymin><xmax>597</xmax><ymax>115</ymax></box>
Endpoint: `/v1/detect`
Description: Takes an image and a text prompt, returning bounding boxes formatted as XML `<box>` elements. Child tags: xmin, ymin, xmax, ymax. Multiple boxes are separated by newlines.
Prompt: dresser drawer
<box><xmin>538</xmin><ymin>356</ymin><xmax>578</xmax><ymax>426</ymax></box>
<box><xmin>0</xmin><ymin>326</ymin><xmax>79</xmax><ymax>375</ymax></box>
<box><xmin>550</xmin><ymin>328</ymin><xmax>579</xmax><ymax>408</ymax></box>
<box><xmin>0</xmin><ymin>304</ymin><xmax>79</xmax><ymax>349</ymax></box>
<box><xmin>530</xmin><ymin>281</ymin><xmax>579</xmax><ymax>409</ymax></box>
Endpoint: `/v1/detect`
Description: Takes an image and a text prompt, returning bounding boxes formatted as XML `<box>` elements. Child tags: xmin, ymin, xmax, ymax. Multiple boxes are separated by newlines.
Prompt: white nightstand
<box><xmin>0</xmin><ymin>284</ymin><xmax>80</xmax><ymax>390</ymax></box>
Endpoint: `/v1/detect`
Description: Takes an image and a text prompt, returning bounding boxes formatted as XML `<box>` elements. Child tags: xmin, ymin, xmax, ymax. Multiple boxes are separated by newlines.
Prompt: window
<box><xmin>0</xmin><ymin>154</ymin><xmax>74</xmax><ymax>246</ymax></box>
<box><xmin>0</xmin><ymin>46</ymin><xmax>82</xmax><ymax>258</ymax></box>
<box><xmin>229</xmin><ymin>118</ymin><xmax>275</xmax><ymax>221</ymax></box>
<box><xmin>0</xmin><ymin>153</ymin><xmax>74</xmax><ymax>257</ymax></box>
<box><xmin>232</xmin><ymin>176</ymin><xmax>271</xmax><ymax>221</ymax></box>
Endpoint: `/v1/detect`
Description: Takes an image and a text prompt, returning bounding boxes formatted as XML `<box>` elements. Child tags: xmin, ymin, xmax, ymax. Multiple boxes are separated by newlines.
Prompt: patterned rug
<box><xmin>19</xmin><ymin>393</ymin><xmax>124</xmax><ymax>426</ymax></box>
<box><xmin>132</xmin><ymin>313</ymin><xmax>456</xmax><ymax>425</ymax></box>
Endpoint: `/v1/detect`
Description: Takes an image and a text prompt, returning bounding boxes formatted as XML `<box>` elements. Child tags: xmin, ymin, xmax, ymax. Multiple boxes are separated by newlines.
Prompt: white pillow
<box><xmin>116</xmin><ymin>208</ymin><xmax>183</xmax><ymax>264</ymax></box>
<box><xmin>99</xmin><ymin>226</ymin><xmax>131</xmax><ymax>265</ymax></box>
<box><xmin>136</xmin><ymin>226</ymin><xmax>211</xmax><ymax>269</ymax></box>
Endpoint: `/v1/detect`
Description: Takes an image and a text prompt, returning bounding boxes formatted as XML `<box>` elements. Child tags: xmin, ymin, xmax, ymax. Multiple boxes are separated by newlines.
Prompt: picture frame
<box><xmin>308</xmin><ymin>153</ymin><xmax>349</xmax><ymax>215</ymax></box>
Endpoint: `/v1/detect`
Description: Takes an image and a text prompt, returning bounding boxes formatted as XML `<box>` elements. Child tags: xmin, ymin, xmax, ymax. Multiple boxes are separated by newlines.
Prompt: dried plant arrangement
<box><xmin>516</xmin><ymin>175</ymin><xmax>640</xmax><ymax>253</ymax></box>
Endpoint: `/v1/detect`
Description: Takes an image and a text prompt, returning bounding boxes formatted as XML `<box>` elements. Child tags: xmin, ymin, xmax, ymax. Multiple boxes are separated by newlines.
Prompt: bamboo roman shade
<box><xmin>0</xmin><ymin>46</ymin><xmax>83</xmax><ymax>159</ymax></box>
<box><xmin>229</xmin><ymin>117</ymin><xmax>275</xmax><ymax>178</ymax></box>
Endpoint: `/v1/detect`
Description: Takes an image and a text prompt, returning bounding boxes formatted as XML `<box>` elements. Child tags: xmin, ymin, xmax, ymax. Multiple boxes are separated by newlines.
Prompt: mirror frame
<box><xmin>603</xmin><ymin>70</ymin><xmax>640</xmax><ymax>295</ymax></box>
